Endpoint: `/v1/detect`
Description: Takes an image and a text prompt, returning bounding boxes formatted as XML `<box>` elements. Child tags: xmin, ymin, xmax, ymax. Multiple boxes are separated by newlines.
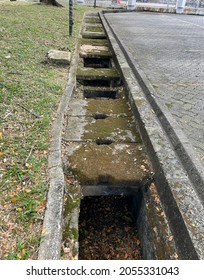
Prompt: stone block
<box><xmin>47</xmin><ymin>49</ymin><xmax>71</xmax><ymax>65</ymax></box>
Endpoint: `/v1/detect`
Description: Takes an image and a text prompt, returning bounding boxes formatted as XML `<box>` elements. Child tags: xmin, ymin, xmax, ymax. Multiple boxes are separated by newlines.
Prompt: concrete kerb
<box><xmin>37</xmin><ymin>42</ymin><xmax>80</xmax><ymax>260</ymax></box>
<box><xmin>100</xmin><ymin>11</ymin><xmax>204</xmax><ymax>259</ymax></box>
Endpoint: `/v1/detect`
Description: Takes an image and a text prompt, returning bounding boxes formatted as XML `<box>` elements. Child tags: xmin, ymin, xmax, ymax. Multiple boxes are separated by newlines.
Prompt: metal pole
<box><xmin>69</xmin><ymin>0</ymin><xmax>73</xmax><ymax>37</ymax></box>
<box><xmin>94</xmin><ymin>0</ymin><xmax>96</xmax><ymax>8</ymax></box>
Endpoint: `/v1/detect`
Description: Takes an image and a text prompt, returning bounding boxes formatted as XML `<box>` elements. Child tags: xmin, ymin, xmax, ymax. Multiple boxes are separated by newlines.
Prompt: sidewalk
<box><xmin>101</xmin><ymin>10</ymin><xmax>204</xmax><ymax>258</ymax></box>
<box><xmin>105</xmin><ymin>11</ymin><xmax>204</xmax><ymax>162</ymax></box>
<box><xmin>102</xmin><ymin>11</ymin><xmax>204</xmax><ymax>204</ymax></box>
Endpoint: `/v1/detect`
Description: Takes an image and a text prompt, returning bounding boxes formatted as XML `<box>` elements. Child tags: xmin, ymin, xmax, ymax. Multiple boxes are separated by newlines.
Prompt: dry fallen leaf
<box><xmin>136</xmin><ymin>239</ymin><xmax>140</xmax><ymax>246</ymax></box>
<box><xmin>17</xmin><ymin>253</ymin><xmax>22</xmax><ymax>259</ymax></box>
<box><xmin>168</xmin><ymin>236</ymin><xmax>173</xmax><ymax>241</ymax></box>
<box><xmin>78</xmin><ymin>196</ymin><xmax>143</xmax><ymax>260</ymax></box>
<box><xmin>10</xmin><ymin>197</ymin><xmax>17</xmax><ymax>203</ymax></box>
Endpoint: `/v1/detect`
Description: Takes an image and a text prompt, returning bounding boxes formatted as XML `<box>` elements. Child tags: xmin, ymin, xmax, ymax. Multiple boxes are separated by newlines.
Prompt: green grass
<box><xmin>0</xmin><ymin>2</ymin><xmax>99</xmax><ymax>260</ymax></box>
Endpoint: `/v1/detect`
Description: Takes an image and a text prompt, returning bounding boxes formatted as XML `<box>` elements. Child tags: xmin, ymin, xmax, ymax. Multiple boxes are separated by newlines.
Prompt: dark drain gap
<box><xmin>96</xmin><ymin>138</ymin><xmax>113</xmax><ymax>145</ymax></box>
<box><xmin>84</xmin><ymin>57</ymin><xmax>112</xmax><ymax>68</ymax></box>
<box><xmin>82</xmin><ymin>80</ymin><xmax>111</xmax><ymax>87</ymax></box>
<box><xmin>93</xmin><ymin>113</ymin><xmax>108</xmax><ymax>119</ymax></box>
<box><xmin>78</xmin><ymin>195</ymin><xmax>143</xmax><ymax>260</ymax></box>
<box><xmin>84</xmin><ymin>89</ymin><xmax>117</xmax><ymax>99</ymax></box>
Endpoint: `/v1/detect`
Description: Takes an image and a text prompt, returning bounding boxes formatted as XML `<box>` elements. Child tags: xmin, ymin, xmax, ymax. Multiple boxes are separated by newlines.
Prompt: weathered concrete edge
<box><xmin>100</xmin><ymin>11</ymin><xmax>204</xmax><ymax>259</ymax></box>
<box><xmin>37</xmin><ymin>46</ymin><xmax>79</xmax><ymax>260</ymax></box>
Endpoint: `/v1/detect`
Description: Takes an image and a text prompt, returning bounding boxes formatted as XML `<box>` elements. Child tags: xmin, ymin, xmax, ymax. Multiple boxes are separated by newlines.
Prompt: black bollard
<box><xmin>69</xmin><ymin>0</ymin><xmax>73</xmax><ymax>36</ymax></box>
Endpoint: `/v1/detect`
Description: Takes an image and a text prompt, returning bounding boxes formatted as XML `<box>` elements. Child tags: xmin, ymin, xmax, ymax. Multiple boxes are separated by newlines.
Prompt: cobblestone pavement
<box><xmin>105</xmin><ymin>12</ymin><xmax>204</xmax><ymax>163</ymax></box>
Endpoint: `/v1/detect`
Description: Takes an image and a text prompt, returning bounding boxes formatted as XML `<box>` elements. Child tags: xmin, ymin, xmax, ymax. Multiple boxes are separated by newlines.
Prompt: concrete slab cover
<box><xmin>85</xmin><ymin>98</ymin><xmax>132</xmax><ymax>116</ymax></box>
<box><xmin>66</xmin><ymin>97</ymin><xmax>132</xmax><ymax>116</ymax></box>
<box><xmin>79</xmin><ymin>44</ymin><xmax>111</xmax><ymax>57</ymax></box>
<box><xmin>77</xmin><ymin>67</ymin><xmax>120</xmax><ymax>80</ymax></box>
<box><xmin>63</xmin><ymin>115</ymin><xmax>141</xmax><ymax>143</ymax></box>
<box><xmin>80</xmin><ymin>44</ymin><xmax>110</xmax><ymax>53</ymax></box>
<box><xmin>65</xmin><ymin>142</ymin><xmax>151</xmax><ymax>186</ymax></box>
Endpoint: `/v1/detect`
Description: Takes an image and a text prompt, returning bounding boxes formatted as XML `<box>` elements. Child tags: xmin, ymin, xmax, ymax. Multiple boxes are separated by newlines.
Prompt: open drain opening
<box><xmin>78</xmin><ymin>195</ymin><xmax>143</xmax><ymax>260</ymax></box>
<box><xmin>93</xmin><ymin>113</ymin><xmax>108</xmax><ymax>120</ymax></box>
<box><xmin>82</xmin><ymin>80</ymin><xmax>111</xmax><ymax>87</ymax></box>
<box><xmin>96</xmin><ymin>138</ymin><xmax>113</xmax><ymax>145</ymax></box>
<box><xmin>84</xmin><ymin>57</ymin><xmax>111</xmax><ymax>68</ymax></box>
<box><xmin>84</xmin><ymin>89</ymin><xmax>117</xmax><ymax>99</ymax></box>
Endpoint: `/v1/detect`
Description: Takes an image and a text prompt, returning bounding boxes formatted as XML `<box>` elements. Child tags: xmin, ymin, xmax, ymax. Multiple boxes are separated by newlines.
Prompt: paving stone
<box><xmin>104</xmin><ymin>12</ymin><xmax>204</xmax><ymax>160</ymax></box>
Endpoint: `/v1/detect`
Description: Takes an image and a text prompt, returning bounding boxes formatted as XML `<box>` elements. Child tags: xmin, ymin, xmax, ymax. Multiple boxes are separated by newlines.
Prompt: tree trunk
<box><xmin>40</xmin><ymin>0</ymin><xmax>63</xmax><ymax>7</ymax></box>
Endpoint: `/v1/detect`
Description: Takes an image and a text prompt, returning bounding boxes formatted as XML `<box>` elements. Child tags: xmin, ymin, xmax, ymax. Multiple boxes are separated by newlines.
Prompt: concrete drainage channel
<box><xmin>38</xmin><ymin>12</ymin><xmax>204</xmax><ymax>260</ymax></box>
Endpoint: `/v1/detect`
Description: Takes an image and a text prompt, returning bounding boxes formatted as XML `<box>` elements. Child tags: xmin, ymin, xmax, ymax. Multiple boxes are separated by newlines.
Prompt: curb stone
<box><xmin>37</xmin><ymin>42</ymin><xmax>79</xmax><ymax>260</ymax></box>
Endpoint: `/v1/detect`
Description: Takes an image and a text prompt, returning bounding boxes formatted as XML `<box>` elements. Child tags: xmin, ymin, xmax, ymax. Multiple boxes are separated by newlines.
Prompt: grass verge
<box><xmin>0</xmin><ymin>2</ymin><xmax>98</xmax><ymax>260</ymax></box>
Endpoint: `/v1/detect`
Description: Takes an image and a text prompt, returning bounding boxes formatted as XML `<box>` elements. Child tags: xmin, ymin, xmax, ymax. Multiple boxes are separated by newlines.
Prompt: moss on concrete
<box><xmin>85</xmin><ymin>25</ymin><xmax>104</xmax><ymax>33</ymax></box>
<box><xmin>143</xmin><ymin>183</ymin><xmax>179</xmax><ymax>259</ymax></box>
<box><xmin>84</xmin><ymin>17</ymin><xmax>101</xmax><ymax>24</ymax></box>
<box><xmin>78</xmin><ymin>38</ymin><xmax>109</xmax><ymax>46</ymax></box>
<box><xmin>62</xmin><ymin>181</ymin><xmax>81</xmax><ymax>259</ymax></box>
<box><xmin>85</xmin><ymin>98</ymin><xmax>132</xmax><ymax>116</ymax></box>
<box><xmin>83</xmin><ymin>116</ymin><xmax>141</xmax><ymax>143</ymax></box>
<box><xmin>81</xmin><ymin>32</ymin><xmax>106</xmax><ymax>39</ymax></box>
<box><xmin>79</xmin><ymin>46</ymin><xmax>112</xmax><ymax>58</ymax></box>
<box><xmin>66</xmin><ymin>143</ymin><xmax>151</xmax><ymax>186</ymax></box>
<box><xmin>76</xmin><ymin>67</ymin><xmax>120</xmax><ymax>80</ymax></box>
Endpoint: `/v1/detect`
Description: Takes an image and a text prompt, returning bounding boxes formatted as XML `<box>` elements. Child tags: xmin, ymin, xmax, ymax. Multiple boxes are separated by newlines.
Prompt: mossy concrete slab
<box><xmin>78</xmin><ymin>38</ymin><xmax>109</xmax><ymax>47</ymax></box>
<box><xmin>65</xmin><ymin>143</ymin><xmax>151</xmax><ymax>186</ymax></box>
<box><xmin>84</xmin><ymin>23</ymin><xmax>103</xmax><ymax>27</ymax></box>
<box><xmin>85</xmin><ymin>98</ymin><xmax>132</xmax><ymax>116</ymax></box>
<box><xmin>81</xmin><ymin>31</ymin><xmax>106</xmax><ymax>39</ymax></box>
<box><xmin>84</xmin><ymin>17</ymin><xmax>101</xmax><ymax>24</ymax></box>
<box><xmin>63</xmin><ymin>115</ymin><xmax>141</xmax><ymax>143</ymax></box>
<box><xmin>76</xmin><ymin>67</ymin><xmax>120</xmax><ymax>81</ymax></box>
<box><xmin>84</xmin><ymin>25</ymin><xmax>104</xmax><ymax>33</ymax></box>
<box><xmin>83</xmin><ymin>116</ymin><xmax>141</xmax><ymax>143</ymax></box>
<box><xmin>79</xmin><ymin>45</ymin><xmax>112</xmax><ymax>58</ymax></box>
<box><xmin>66</xmin><ymin>98</ymin><xmax>132</xmax><ymax>117</ymax></box>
